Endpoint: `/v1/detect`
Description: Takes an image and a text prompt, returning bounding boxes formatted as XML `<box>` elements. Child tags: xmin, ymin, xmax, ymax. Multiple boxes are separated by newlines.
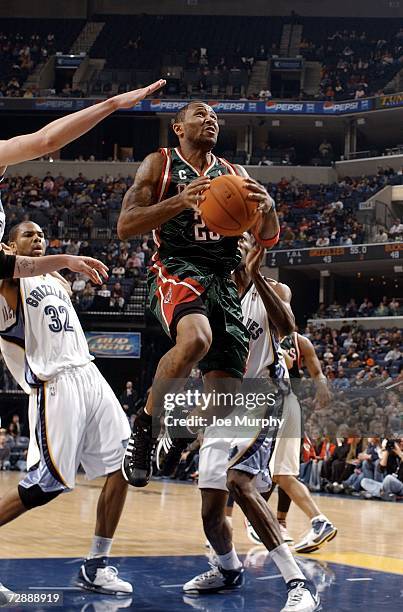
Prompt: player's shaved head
<box><xmin>8</xmin><ymin>221</ymin><xmax>42</xmax><ymax>243</ymax></box>
<box><xmin>172</xmin><ymin>101</ymin><xmax>218</xmax><ymax>150</ymax></box>
<box><xmin>174</xmin><ymin>101</ymin><xmax>214</xmax><ymax>123</ymax></box>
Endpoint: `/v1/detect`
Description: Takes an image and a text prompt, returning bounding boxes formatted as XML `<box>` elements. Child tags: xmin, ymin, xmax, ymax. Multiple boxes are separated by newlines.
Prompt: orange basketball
<box><xmin>199</xmin><ymin>174</ymin><xmax>260</xmax><ymax>237</ymax></box>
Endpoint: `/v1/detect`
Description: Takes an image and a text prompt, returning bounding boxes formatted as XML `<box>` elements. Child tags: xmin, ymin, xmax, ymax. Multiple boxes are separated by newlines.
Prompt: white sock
<box><xmin>311</xmin><ymin>513</ymin><xmax>329</xmax><ymax>523</ymax></box>
<box><xmin>270</xmin><ymin>543</ymin><xmax>305</xmax><ymax>583</ymax></box>
<box><xmin>89</xmin><ymin>536</ymin><xmax>113</xmax><ymax>559</ymax></box>
<box><xmin>217</xmin><ymin>546</ymin><xmax>242</xmax><ymax>571</ymax></box>
<box><xmin>226</xmin><ymin>516</ymin><xmax>233</xmax><ymax>528</ymax></box>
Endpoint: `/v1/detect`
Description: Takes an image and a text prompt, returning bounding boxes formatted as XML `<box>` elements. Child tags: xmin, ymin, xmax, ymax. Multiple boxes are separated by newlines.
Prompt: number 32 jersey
<box><xmin>0</xmin><ymin>274</ymin><xmax>92</xmax><ymax>384</ymax></box>
<box><xmin>153</xmin><ymin>147</ymin><xmax>243</xmax><ymax>275</ymax></box>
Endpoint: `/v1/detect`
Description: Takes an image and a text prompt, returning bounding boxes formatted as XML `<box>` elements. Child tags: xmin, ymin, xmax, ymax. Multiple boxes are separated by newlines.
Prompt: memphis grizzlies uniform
<box><xmin>242</xmin><ymin>281</ymin><xmax>288</xmax><ymax>380</ymax></box>
<box><xmin>0</xmin><ymin>274</ymin><xmax>130</xmax><ymax>494</ymax></box>
<box><xmin>268</xmin><ymin>332</ymin><xmax>303</xmax><ymax>477</ymax></box>
<box><xmin>148</xmin><ymin>147</ymin><xmax>248</xmax><ymax>379</ymax></box>
<box><xmin>198</xmin><ymin>280</ymin><xmax>292</xmax><ymax>492</ymax></box>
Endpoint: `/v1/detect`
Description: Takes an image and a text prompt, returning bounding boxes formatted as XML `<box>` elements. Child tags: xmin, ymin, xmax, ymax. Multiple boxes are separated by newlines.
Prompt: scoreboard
<box><xmin>266</xmin><ymin>242</ymin><xmax>403</xmax><ymax>267</ymax></box>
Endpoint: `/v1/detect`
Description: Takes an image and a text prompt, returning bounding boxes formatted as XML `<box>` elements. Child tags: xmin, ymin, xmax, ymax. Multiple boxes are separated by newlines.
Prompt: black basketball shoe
<box><xmin>121</xmin><ymin>410</ymin><xmax>155</xmax><ymax>487</ymax></box>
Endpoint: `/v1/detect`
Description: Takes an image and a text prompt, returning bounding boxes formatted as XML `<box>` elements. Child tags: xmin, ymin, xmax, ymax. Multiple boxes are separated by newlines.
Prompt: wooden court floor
<box><xmin>0</xmin><ymin>472</ymin><xmax>402</xmax><ymax>575</ymax></box>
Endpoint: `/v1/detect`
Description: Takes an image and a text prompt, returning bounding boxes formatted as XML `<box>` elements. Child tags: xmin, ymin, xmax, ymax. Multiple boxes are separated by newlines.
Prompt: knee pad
<box><xmin>18</xmin><ymin>484</ymin><xmax>63</xmax><ymax>509</ymax></box>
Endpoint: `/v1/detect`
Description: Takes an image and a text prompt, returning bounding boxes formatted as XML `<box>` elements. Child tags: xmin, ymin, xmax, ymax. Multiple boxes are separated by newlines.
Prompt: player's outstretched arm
<box><xmin>0</xmin><ymin>247</ymin><xmax>108</xmax><ymax>284</ymax></box>
<box><xmin>117</xmin><ymin>153</ymin><xmax>210</xmax><ymax>239</ymax></box>
<box><xmin>235</xmin><ymin>165</ymin><xmax>280</xmax><ymax>247</ymax></box>
<box><xmin>0</xmin><ymin>79</ymin><xmax>166</xmax><ymax>166</ymax></box>
<box><xmin>244</xmin><ymin>243</ymin><xmax>295</xmax><ymax>338</ymax></box>
<box><xmin>297</xmin><ymin>334</ymin><xmax>331</xmax><ymax>407</ymax></box>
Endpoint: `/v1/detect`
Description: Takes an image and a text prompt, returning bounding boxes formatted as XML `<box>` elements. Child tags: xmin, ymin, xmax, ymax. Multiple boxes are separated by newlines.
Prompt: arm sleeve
<box><xmin>0</xmin><ymin>250</ymin><xmax>16</xmax><ymax>279</ymax></box>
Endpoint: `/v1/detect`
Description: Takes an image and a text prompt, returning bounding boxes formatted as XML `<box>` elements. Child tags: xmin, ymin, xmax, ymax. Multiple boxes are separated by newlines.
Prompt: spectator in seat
<box><xmin>112</xmin><ymin>264</ymin><xmax>126</xmax><ymax>279</ymax></box>
<box><xmin>315</xmin><ymin>236</ymin><xmax>330</xmax><ymax>247</ymax></box>
<box><xmin>80</xmin><ymin>282</ymin><xmax>95</xmax><ymax>311</ymax></box>
<box><xmin>374</xmin><ymin>228</ymin><xmax>388</xmax><ymax>243</ymax></box>
<box><xmin>374</xmin><ymin>299</ymin><xmax>390</xmax><ymax>317</ymax></box>
<box><xmin>384</xmin><ymin>345</ymin><xmax>402</xmax><ymax>363</ymax></box>
<box><xmin>345</xmin><ymin>299</ymin><xmax>358</xmax><ymax>317</ymax></box>
<box><xmin>7</xmin><ymin>415</ymin><xmax>22</xmax><ymax>440</ymax></box>
<box><xmin>65</xmin><ymin>240</ymin><xmax>80</xmax><ymax>256</ymax></box>
<box><xmin>333</xmin><ymin>368</ymin><xmax>350</xmax><ymax>391</ymax></box>
<box><xmin>94</xmin><ymin>283</ymin><xmax>111</xmax><ymax>310</ymax></box>
<box><xmin>337</xmin><ymin>437</ymin><xmax>382</xmax><ymax>492</ymax></box>
<box><xmin>120</xmin><ymin>381</ymin><xmax>138</xmax><ymax>421</ymax></box>
<box><xmin>0</xmin><ymin>429</ymin><xmax>11</xmax><ymax>470</ymax></box>
<box><xmin>389</xmin><ymin>218</ymin><xmax>403</xmax><ymax>238</ymax></box>
<box><xmin>72</xmin><ymin>275</ymin><xmax>86</xmax><ymax>297</ymax></box>
<box><xmin>319</xmin><ymin>138</ymin><xmax>333</xmax><ymax>159</ymax></box>
<box><xmin>110</xmin><ymin>282</ymin><xmax>125</xmax><ymax>311</ymax></box>
<box><xmin>321</xmin><ymin>433</ymin><xmax>350</xmax><ymax>484</ymax></box>
<box><xmin>361</xmin><ymin>439</ymin><xmax>403</xmax><ymax>501</ymax></box>
<box><xmin>389</xmin><ymin>297</ymin><xmax>400</xmax><ymax>315</ymax></box>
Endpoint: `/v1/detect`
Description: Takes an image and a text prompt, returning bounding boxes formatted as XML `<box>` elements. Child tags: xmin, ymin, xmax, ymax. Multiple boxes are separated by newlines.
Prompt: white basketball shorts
<box><xmin>269</xmin><ymin>392</ymin><xmax>301</xmax><ymax>476</ymax></box>
<box><xmin>20</xmin><ymin>362</ymin><xmax>131</xmax><ymax>493</ymax></box>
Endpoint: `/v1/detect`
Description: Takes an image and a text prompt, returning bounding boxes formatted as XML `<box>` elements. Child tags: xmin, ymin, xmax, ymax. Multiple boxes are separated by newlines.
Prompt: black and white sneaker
<box><xmin>0</xmin><ymin>582</ymin><xmax>15</xmax><ymax>606</ymax></box>
<box><xmin>77</xmin><ymin>557</ymin><xmax>133</xmax><ymax>596</ymax></box>
<box><xmin>121</xmin><ymin>412</ymin><xmax>154</xmax><ymax>487</ymax></box>
<box><xmin>281</xmin><ymin>579</ymin><xmax>320</xmax><ymax>612</ymax></box>
<box><xmin>183</xmin><ymin>564</ymin><xmax>244</xmax><ymax>594</ymax></box>
<box><xmin>294</xmin><ymin>517</ymin><xmax>337</xmax><ymax>554</ymax></box>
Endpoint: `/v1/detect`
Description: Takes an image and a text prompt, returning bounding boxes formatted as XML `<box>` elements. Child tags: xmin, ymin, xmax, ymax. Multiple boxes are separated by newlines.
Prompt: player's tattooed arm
<box><xmin>13</xmin><ymin>254</ymin><xmax>108</xmax><ymax>284</ymax></box>
<box><xmin>117</xmin><ymin>153</ymin><xmax>210</xmax><ymax>238</ymax></box>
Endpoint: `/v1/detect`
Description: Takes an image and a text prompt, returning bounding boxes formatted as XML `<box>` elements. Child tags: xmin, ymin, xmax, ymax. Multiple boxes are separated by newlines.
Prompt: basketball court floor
<box><xmin>0</xmin><ymin>472</ymin><xmax>401</xmax><ymax>610</ymax></box>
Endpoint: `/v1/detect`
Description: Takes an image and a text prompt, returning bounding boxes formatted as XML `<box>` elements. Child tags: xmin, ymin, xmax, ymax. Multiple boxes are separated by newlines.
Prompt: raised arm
<box><xmin>297</xmin><ymin>333</ymin><xmax>331</xmax><ymax>407</ymax></box>
<box><xmin>0</xmin><ymin>246</ymin><xmax>108</xmax><ymax>284</ymax></box>
<box><xmin>236</xmin><ymin>165</ymin><xmax>280</xmax><ymax>248</ymax></box>
<box><xmin>245</xmin><ymin>243</ymin><xmax>295</xmax><ymax>338</ymax></box>
<box><xmin>117</xmin><ymin>152</ymin><xmax>210</xmax><ymax>239</ymax></box>
<box><xmin>0</xmin><ymin>80</ymin><xmax>165</xmax><ymax>166</ymax></box>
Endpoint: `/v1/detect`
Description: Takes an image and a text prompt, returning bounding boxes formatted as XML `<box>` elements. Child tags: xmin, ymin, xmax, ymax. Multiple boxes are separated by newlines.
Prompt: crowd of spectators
<box><xmin>2</xmin><ymin>20</ymin><xmax>403</xmax><ymax>102</ymax></box>
<box><xmin>0</xmin><ymin>415</ymin><xmax>28</xmax><ymax>472</ymax></box>
<box><xmin>305</xmin><ymin>322</ymin><xmax>402</xmax><ymax>381</ymax></box>
<box><xmin>1</xmin><ymin>168</ymin><xmax>401</xmax><ymax>263</ymax></box>
<box><xmin>0</xmin><ymin>30</ymin><xmax>57</xmax><ymax>98</ymax></box>
<box><xmin>300</xmin><ymin>434</ymin><xmax>403</xmax><ymax>500</ymax></box>
<box><xmin>272</xmin><ymin>169</ymin><xmax>403</xmax><ymax>249</ymax></box>
<box><xmin>315</xmin><ymin>297</ymin><xmax>402</xmax><ymax>319</ymax></box>
<box><xmin>299</xmin><ymin>27</ymin><xmax>403</xmax><ymax>100</ymax></box>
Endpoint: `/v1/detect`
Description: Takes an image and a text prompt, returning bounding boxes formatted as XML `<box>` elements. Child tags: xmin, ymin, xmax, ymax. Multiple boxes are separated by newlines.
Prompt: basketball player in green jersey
<box><xmin>118</xmin><ymin>101</ymin><xmax>280</xmax><ymax>487</ymax></box>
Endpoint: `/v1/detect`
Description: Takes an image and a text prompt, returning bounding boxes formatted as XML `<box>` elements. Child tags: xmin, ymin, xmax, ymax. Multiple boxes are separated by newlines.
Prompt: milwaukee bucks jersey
<box><xmin>152</xmin><ymin>147</ymin><xmax>243</xmax><ymax>275</ymax></box>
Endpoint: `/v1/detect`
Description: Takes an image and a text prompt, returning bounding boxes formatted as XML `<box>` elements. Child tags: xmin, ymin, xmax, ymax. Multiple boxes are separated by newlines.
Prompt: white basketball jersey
<box><xmin>241</xmin><ymin>282</ymin><xmax>288</xmax><ymax>379</ymax></box>
<box><xmin>19</xmin><ymin>274</ymin><xmax>93</xmax><ymax>382</ymax></box>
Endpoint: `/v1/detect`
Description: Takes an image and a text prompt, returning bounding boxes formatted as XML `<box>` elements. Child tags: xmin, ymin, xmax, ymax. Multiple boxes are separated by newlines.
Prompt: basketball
<box><xmin>199</xmin><ymin>174</ymin><xmax>260</xmax><ymax>236</ymax></box>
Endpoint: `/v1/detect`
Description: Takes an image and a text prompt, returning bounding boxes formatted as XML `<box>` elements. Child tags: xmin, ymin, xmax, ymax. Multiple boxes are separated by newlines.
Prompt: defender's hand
<box><xmin>112</xmin><ymin>79</ymin><xmax>166</xmax><ymax>109</ymax></box>
<box><xmin>64</xmin><ymin>255</ymin><xmax>109</xmax><ymax>284</ymax></box>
